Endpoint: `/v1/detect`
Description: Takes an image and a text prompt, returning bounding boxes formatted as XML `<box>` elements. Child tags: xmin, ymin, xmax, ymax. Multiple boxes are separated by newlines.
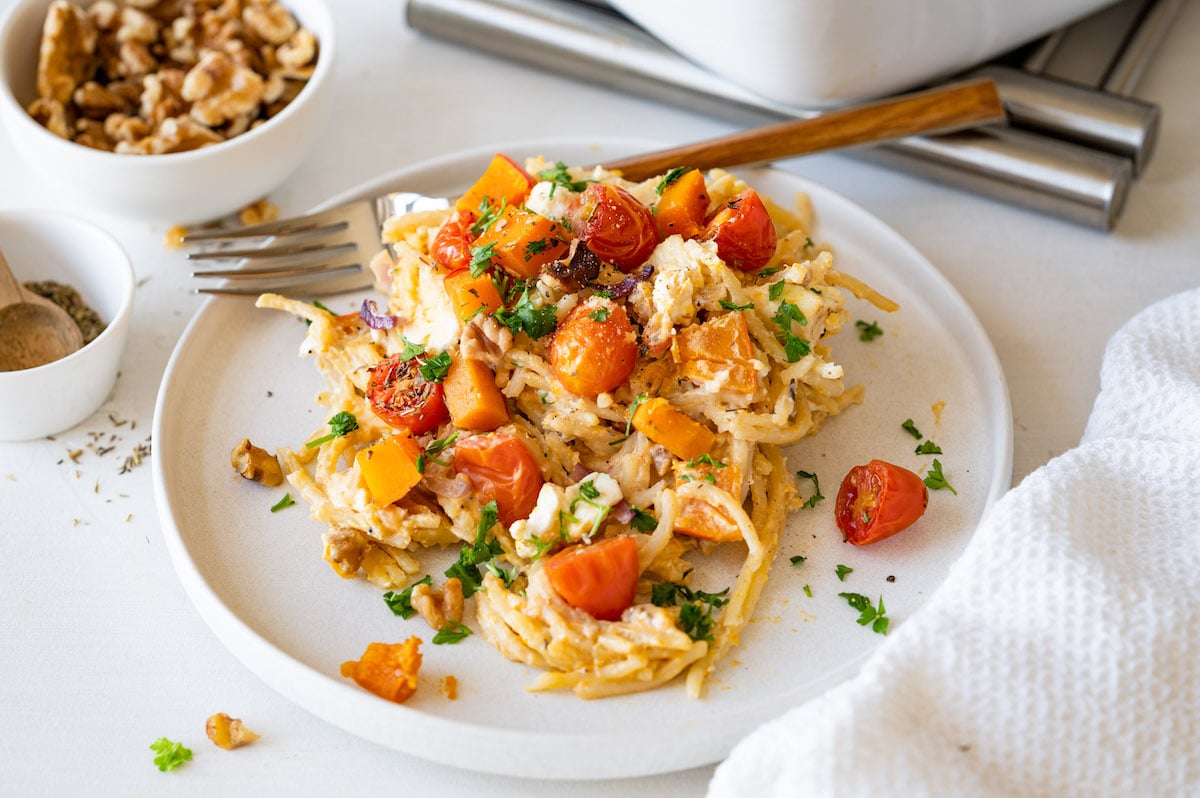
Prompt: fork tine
<box><xmin>195</xmin><ymin>264</ymin><xmax>371</xmax><ymax>297</ymax></box>
<box><xmin>187</xmin><ymin>239</ymin><xmax>355</xmax><ymax>261</ymax></box>
<box><xmin>181</xmin><ymin>204</ymin><xmax>359</xmax><ymax>242</ymax></box>
<box><xmin>192</xmin><ymin>260</ymin><xmax>361</xmax><ymax>280</ymax></box>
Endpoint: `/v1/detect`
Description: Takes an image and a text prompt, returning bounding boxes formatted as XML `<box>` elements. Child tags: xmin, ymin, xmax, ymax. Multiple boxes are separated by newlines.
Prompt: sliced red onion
<box><xmin>360</xmin><ymin>299</ymin><xmax>398</xmax><ymax>330</ymax></box>
<box><xmin>570</xmin><ymin>463</ymin><xmax>592</xmax><ymax>483</ymax></box>
<box><xmin>422</xmin><ymin>470</ymin><xmax>471</xmax><ymax>498</ymax></box>
<box><xmin>591</xmin><ymin>264</ymin><xmax>654</xmax><ymax>298</ymax></box>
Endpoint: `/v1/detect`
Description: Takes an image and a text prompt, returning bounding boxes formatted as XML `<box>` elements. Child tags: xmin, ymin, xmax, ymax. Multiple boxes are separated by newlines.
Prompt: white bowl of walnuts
<box><xmin>0</xmin><ymin>0</ymin><xmax>334</xmax><ymax>224</ymax></box>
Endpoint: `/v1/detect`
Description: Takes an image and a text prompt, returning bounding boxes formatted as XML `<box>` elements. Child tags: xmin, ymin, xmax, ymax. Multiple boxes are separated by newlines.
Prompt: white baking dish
<box><xmin>608</xmin><ymin>0</ymin><xmax>1119</xmax><ymax>107</ymax></box>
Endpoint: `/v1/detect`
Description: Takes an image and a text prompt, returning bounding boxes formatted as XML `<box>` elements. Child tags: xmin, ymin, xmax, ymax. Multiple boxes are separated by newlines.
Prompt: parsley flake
<box><xmin>269</xmin><ymin>492</ymin><xmax>295</xmax><ymax>513</ymax></box>
<box><xmin>839</xmin><ymin>592</ymin><xmax>890</xmax><ymax>635</ymax></box>
<box><xmin>901</xmin><ymin>418</ymin><xmax>923</xmax><ymax>439</ymax></box>
<box><xmin>305</xmin><ymin>411</ymin><xmax>358</xmax><ymax>448</ymax></box>
<box><xmin>468</xmin><ymin>242</ymin><xmax>496</xmax><ymax>278</ymax></box>
<box><xmin>383</xmin><ymin>575</ymin><xmax>432</xmax><ymax>619</ymax></box>
<box><xmin>588</xmin><ymin>307</ymin><xmax>610</xmax><ymax>322</ymax></box>
<box><xmin>856</xmin><ymin>320</ymin><xmax>883</xmax><ymax>341</ymax></box>
<box><xmin>651</xmin><ymin>581</ymin><xmax>730</xmax><ymax>642</ymax></box>
<box><xmin>719</xmin><ymin>299</ymin><xmax>755</xmax><ymax>311</ymax></box>
<box><xmin>150</xmin><ymin>737</ymin><xmax>192</xmax><ymax>772</ymax></box>
<box><xmin>630</xmin><ymin>506</ymin><xmax>658</xmax><ymax>532</ymax></box>
<box><xmin>470</xmin><ymin>197</ymin><xmax>506</xmax><ymax>236</ymax></box>
<box><xmin>418</xmin><ymin>351</ymin><xmax>452</xmax><ymax>383</ymax></box>
<box><xmin>432</xmin><ymin>620</ymin><xmax>473</xmax><ymax>645</ymax></box>
<box><xmin>494</xmin><ymin>288</ymin><xmax>557</xmax><ymax>339</ymax></box>
<box><xmin>655</xmin><ymin>166</ymin><xmax>690</xmax><ymax>195</ymax></box>
<box><xmin>790</xmin><ymin>555</ymin><xmax>807</xmax><ymax>567</ymax></box>
<box><xmin>538</xmin><ymin>161</ymin><xmax>590</xmax><ymax>195</ymax></box>
<box><xmin>795</xmin><ymin>470</ymin><xmax>824</xmax><ymax>509</ymax></box>
<box><xmin>445</xmin><ymin>501</ymin><xmax>504</xmax><ymax>596</ymax></box>
<box><xmin>915</xmin><ymin>440</ymin><xmax>943</xmax><ymax>455</ymax></box>
<box><xmin>399</xmin><ymin>337</ymin><xmax>426</xmax><ymax>361</ymax></box>
<box><xmin>923</xmin><ymin>459</ymin><xmax>958</xmax><ymax>495</ymax></box>
<box><xmin>835</xmin><ymin>564</ymin><xmax>854</xmax><ymax>581</ymax></box>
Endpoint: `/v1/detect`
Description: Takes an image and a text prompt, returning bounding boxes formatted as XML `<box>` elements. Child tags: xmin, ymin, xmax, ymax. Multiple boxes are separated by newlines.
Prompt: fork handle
<box><xmin>599</xmin><ymin>78</ymin><xmax>1004</xmax><ymax>182</ymax></box>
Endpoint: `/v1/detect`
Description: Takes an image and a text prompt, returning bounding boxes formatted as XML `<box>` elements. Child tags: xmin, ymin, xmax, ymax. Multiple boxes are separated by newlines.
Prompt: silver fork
<box><xmin>186</xmin><ymin>77</ymin><xmax>1005</xmax><ymax>297</ymax></box>
<box><xmin>186</xmin><ymin>192</ymin><xmax>451</xmax><ymax>296</ymax></box>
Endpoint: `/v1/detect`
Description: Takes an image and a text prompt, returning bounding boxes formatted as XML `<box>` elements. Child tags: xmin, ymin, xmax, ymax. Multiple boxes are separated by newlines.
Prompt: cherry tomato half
<box><xmin>548</xmin><ymin>298</ymin><xmax>638</xmax><ymax>397</ymax></box>
<box><xmin>543</xmin><ymin>535</ymin><xmax>640</xmax><ymax>621</ymax></box>
<box><xmin>704</xmin><ymin>189</ymin><xmax>777</xmax><ymax>272</ymax></box>
<box><xmin>453</xmin><ymin>432</ymin><xmax>545</xmax><ymax>527</ymax></box>
<box><xmin>834</xmin><ymin>459</ymin><xmax>929</xmax><ymax>545</ymax></box>
<box><xmin>430</xmin><ymin>211</ymin><xmax>478</xmax><ymax>272</ymax></box>
<box><xmin>569</xmin><ymin>183</ymin><xmax>658</xmax><ymax>271</ymax></box>
<box><xmin>367</xmin><ymin>354</ymin><xmax>449</xmax><ymax>435</ymax></box>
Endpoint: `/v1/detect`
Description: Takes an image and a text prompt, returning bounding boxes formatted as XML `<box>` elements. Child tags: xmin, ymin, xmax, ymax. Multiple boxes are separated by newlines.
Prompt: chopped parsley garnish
<box><xmin>719</xmin><ymin>299</ymin><xmax>755</xmax><ymax>311</ymax></box>
<box><xmin>768</xmin><ymin>281</ymin><xmax>786</xmax><ymax>301</ymax></box>
<box><xmin>150</xmin><ymin>737</ymin><xmax>192</xmax><ymax>772</ymax></box>
<box><xmin>923</xmin><ymin>458</ymin><xmax>957</xmax><ymax>495</ymax></box>
<box><xmin>915</xmin><ymin>440</ymin><xmax>943</xmax><ymax>455</ymax></box>
<box><xmin>790</xmin><ymin>555</ymin><xmax>807</xmax><ymax>567</ymax></box>
<box><xmin>901</xmin><ymin>418</ymin><xmax>923</xmax><ymax>439</ymax></box>
<box><xmin>418</xmin><ymin>351</ymin><xmax>452</xmax><ymax>383</ymax></box>
<box><xmin>484</xmin><ymin>559</ymin><xmax>516</xmax><ymax>588</ymax></box>
<box><xmin>445</xmin><ymin>501</ymin><xmax>504</xmax><ymax>597</ymax></box>
<box><xmin>578</xmin><ymin>479</ymin><xmax>601</xmax><ymax>501</ymax></box>
<box><xmin>795</xmin><ymin>470</ymin><xmax>824</xmax><ymax>509</ymax></box>
<box><xmin>525</xmin><ymin>238</ymin><xmax>548</xmax><ymax>259</ymax></box>
<box><xmin>383</xmin><ymin>575</ymin><xmax>432</xmax><ymax>619</ymax></box>
<box><xmin>803</xmin><ymin>584</ymin><xmax>813</xmax><ymax>598</ymax></box>
<box><xmin>629</xmin><ymin>506</ymin><xmax>658</xmax><ymax>532</ymax></box>
<box><xmin>655</xmin><ymin>166</ymin><xmax>690</xmax><ymax>195</ymax></box>
<box><xmin>305</xmin><ymin>411</ymin><xmax>359</xmax><ymax>448</ymax></box>
<box><xmin>772</xmin><ymin>300</ymin><xmax>811</xmax><ymax>362</ymax></box>
<box><xmin>269</xmin><ymin>492</ymin><xmax>295</xmax><ymax>513</ymax></box>
<box><xmin>839</xmin><ymin>592</ymin><xmax>889</xmax><ymax>635</ymax></box>
<box><xmin>626</xmin><ymin>393</ymin><xmax>649</xmax><ymax>435</ymax></box>
<box><xmin>468</xmin><ymin>242</ymin><xmax>496</xmax><ymax>278</ymax></box>
<box><xmin>651</xmin><ymin>582</ymin><xmax>730</xmax><ymax>642</ymax></box>
<box><xmin>417</xmin><ymin>431</ymin><xmax>458</xmax><ymax>474</ymax></box>
<box><xmin>538</xmin><ymin>161</ymin><xmax>590</xmax><ymax>195</ymax></box>
<box><xmin>835</xmin><ymin>564</ymin><xmax>854</xmax><ymax>581</ymax></box>
<box><xmin>399</xmin><ymin>337</ymin><xmax>426</xmax><ymax>361</ymax></box>
<box><xmin>494</xmin><ymin>288</ymin><xmax>557</xmax><ymax>339</ymax></box>
<box><xmin>470</xmin><ymin>197</ymin><xmax>506</xmax><ymax>236</ymax></box>
<box><xmin>856</xmin><ymin>320</ymin><xmax>883</xmax><ymax>341</ymax></box>
<box><xmin>432</xmin><ymin>620</ymin><xmax>473</xmax><ymax>645</ymax></box>
<box><xmin>803</xmin><ymin>236</ymin><xmax>815</xmax><ymax>249</ymax></box>
<box><xmin>588</xmin><ymin>307</ymin><xmax>610</xmax><ymax>322</ymax></box>
<box><xmin>758</xmin><ymin>266</ymin><xmax>783</xmax><ymax>277</ymax></box>
<box><xmin>687</xmin><ymin>453</ymin><xmax>726</xmax><ymax>469</ymax></box>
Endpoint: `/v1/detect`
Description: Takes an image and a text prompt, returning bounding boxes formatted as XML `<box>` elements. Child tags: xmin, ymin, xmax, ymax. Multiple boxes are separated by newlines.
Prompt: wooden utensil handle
<box><xmin>601</xmin><ymin>78</ymin><xmax>1004</xmax><ymax>182</ymax></box>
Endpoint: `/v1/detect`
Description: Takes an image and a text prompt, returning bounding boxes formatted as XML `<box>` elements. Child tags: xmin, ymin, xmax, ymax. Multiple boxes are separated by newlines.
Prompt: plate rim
<box><xmin>152</xmin><ymin>135</ymin><xmax>1013</xmax><ymax>779</ymax></box>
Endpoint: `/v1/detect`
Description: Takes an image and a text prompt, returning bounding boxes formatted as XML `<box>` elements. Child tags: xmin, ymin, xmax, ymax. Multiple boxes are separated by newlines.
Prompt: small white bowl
<box><xmin>609</xmin><ymin>0</ymin><xmax>1115</xmax><ymax>108</ymax></box>
<box><xmin>0</xmin><ymin>0</ymin><xmax>335</xmax><ymax>225</ymax></box>
<box><xmin>0</xmin><ymin>210</ymin><xmax>135</xmax><ymax>441</ymax></box>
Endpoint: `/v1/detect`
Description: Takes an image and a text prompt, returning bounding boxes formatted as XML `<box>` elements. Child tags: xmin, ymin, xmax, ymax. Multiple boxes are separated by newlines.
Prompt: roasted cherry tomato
<box><xmin>367</xmin><ymin>354</ymin><xmax>449</xmax><ymax>435</ymax></box>
<box><xmin>453</xmin><ymin>432</ymin><xmax>545</xmax><ymax>527</ymax></box>
<box><xmin>703</xmin><ymin>188</ymin><xmax>777</xmax><ymax>272</ymax></box>
<box><xmin>547</xmin><ymin>298</ymin><xmax>638</xmax><ymax>397</ymax></box>
<box><xmin>569</xmin><ymin>183</ymin><xmax>658</xmax><ymax>271</ymax></box>
<box><xmin>543</xmin><ymin>535</ymin><xmax>640</xmax><ymax>621</ymax></box>
<box><xmin>834</xmin><ymin>459</ymin><xmax>928</xmax><ymax>545</ymax></box>
<box><xmin>430</xmin><ymin>211</ymin><xmax>478</xmax><ymax>272</ymax></box>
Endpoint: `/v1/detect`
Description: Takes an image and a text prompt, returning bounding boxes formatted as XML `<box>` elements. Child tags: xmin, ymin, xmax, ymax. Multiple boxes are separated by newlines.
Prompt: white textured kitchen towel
<box><xmin>709</xmin><ymin>287</ymin><xmax>1200</xmax><ymax>797</ymax></box>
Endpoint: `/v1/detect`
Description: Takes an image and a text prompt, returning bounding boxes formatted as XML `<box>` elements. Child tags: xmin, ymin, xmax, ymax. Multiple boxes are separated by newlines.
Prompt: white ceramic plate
<box><xmin>153</xmin><ymin>138</ymin><xmax>1012</xmax><ymax>780</ymax></box>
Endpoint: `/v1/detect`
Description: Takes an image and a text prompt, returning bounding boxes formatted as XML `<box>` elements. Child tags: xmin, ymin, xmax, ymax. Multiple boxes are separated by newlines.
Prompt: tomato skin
<box><xmin>569</xmin><ymin>183</ymin><xmax>658</xmax><ymax>271</ymax></box>
<box><xmin>704</xmin><ymin>189</ymin><xmax>777</xmax><ymax>272</ymax></box>
<box><xmin>453</xmin><ymin>432</ymin><xmax>545</xmax><ymax>527</ymax></box>
<box><xmin>367</xmin><ymin>354</ymin><xmax>449</xmax><ymax>435</ymax></box>
<box><xmin>543</xmin><ymin>535</ymin><xmax>640</xmax><ymax>621</ymax></box>
<box><xmin>548</xmin><ymin>298</ymin><xmax>638</xmax><ymax>397</ymax></box>
<box><xmin>835</xmin><ymin>460</ymin><xmax>929</xmax><ymax>545</ymax></box>
<box><xmin>430</xmin><ymin>212</ymin><xmax>478</xmax><ymax>272</ymax></box>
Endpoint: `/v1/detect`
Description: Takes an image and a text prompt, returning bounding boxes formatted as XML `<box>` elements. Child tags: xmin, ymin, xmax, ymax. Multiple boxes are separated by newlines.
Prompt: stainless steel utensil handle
<box><xmin>407</xmin><ymin>0</ymin><xmax>1132</xmax><ymax>229</ymax></box>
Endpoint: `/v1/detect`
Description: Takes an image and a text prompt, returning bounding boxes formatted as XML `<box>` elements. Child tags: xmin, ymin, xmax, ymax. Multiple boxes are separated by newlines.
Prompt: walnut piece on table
<box><xmin>205</xmin><ymin>712</ymin><xmax>260</xmax><ymax>750</ymax></box>
<box><xmin>230</xmin><ymin>438</ymin><xmax>283</xmax><ymax>486</ymax></box>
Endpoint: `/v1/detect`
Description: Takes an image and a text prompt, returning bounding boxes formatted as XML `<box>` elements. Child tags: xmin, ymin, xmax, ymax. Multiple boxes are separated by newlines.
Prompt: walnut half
<box><xmin>205</xmin><ymin>712</ymin><xmax>260</xmax><ymax>750</ymax></box>
<box><xmin>230</xmin><ymin>438</ymin><xmax>283</xmax><ymax>486</ymax></box>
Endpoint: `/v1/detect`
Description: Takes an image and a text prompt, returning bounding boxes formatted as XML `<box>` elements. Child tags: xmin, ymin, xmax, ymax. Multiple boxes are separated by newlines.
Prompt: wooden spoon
<box><xmin>599</xmin><ymin>78</ymin><xmax>1005</xmax><ymax>181</ymax></box>
<box><xmin>0</xmin><ymin>247</ymin><xmax>84</xmax><ymax>372</ymax></box>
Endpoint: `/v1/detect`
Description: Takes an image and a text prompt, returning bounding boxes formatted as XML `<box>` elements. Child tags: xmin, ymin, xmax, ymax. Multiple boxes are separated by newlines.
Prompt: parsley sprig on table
<box><xmin>839</xmin><ymin>592</ymin><xmax>890</xmax><ymax>635</ymax></box>
<box><xmin>150</xmin><ymin>737</ymin><xmax>192</xmax><ymax>772</ymax></box>
<box><xmin>924</xmin><ymin>458</ymin><xmax>958</xmax><ymax>494</ymax></box>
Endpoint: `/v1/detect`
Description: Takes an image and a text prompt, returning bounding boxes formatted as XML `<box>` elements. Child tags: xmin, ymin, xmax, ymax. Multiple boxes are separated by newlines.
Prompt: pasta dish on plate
<box><xmin>254</xmin><ymin>154</ymin><xmax>896</xmax><ymax>700</ymax></box>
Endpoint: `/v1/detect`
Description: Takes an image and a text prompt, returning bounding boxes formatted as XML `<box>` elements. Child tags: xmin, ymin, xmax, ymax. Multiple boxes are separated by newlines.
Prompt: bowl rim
<box><xmin>0</xmin><ymin>0</ymin><xmax>336</xmax><ymax>167</ymax></box>
<box><xmin>0</xmin><ymin>207</ymin><xmax>135</xmax><ymax>378</ymax></box>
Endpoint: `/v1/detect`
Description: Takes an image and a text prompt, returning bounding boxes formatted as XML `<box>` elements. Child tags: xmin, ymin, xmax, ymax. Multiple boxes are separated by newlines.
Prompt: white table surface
<box><xmin>1</xmin><ymin>1</ymin><xmax>1197</xmax><ymax>794</ymax></box>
